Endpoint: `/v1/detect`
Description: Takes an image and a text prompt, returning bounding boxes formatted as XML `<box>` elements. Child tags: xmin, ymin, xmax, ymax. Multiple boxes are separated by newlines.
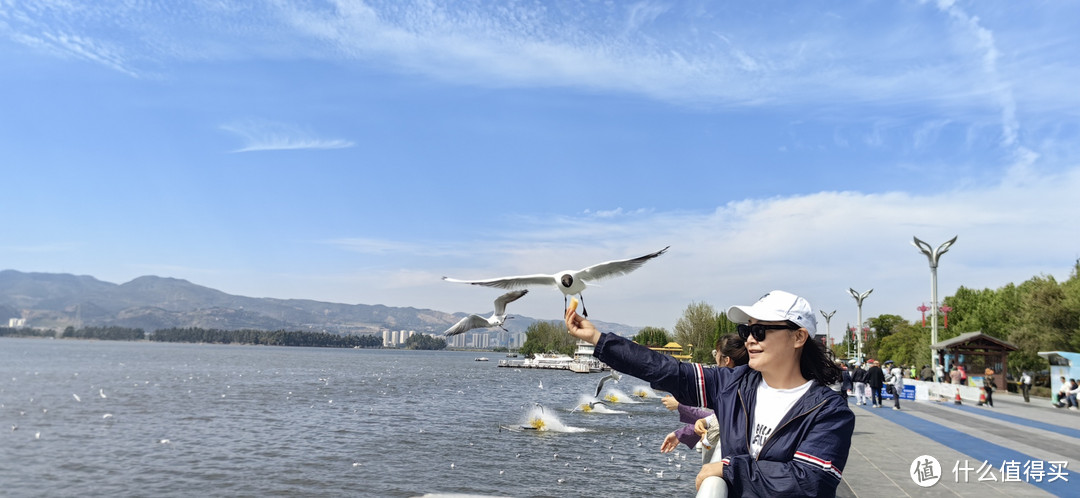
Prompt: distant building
<box><xmin>649</xmin><ymin>342</ymin><xmax>693</xmax><ymax>361</ymax></box>
<box><xmin>8</xmin><ymin>318</ymin><xmax>26</xmax><ymax>328</ymax></box>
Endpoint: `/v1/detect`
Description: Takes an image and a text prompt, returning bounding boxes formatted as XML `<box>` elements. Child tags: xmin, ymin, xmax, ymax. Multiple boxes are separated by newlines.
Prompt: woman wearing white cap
<box><xmin>567</xmin><ymin>290</ymin><xmax>854</xmax><ymax>497</ymax></box>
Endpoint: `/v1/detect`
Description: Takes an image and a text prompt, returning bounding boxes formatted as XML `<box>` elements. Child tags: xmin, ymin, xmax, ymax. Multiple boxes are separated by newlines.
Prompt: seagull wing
<box><xmin>443</xmin><ymin>274</ymin><xmax>556</xmax><ymax>290</ymax></box>
<box><xmin>493</xmin><ymin>289</ymin><xmax>529</xmax><ymax>315</ymax></box>
<box><xmin>594</xmin><ymin>372</ymin><xmax>619</xmax><ymax>398</ymax></box>
<box><xmin>576</xmin><ymin>246</ymin><xmax>669</xmax><ymax>282</ymax></box>
<box><xmin>444</xmin><ymin>314</ymin><xmax>492</xmax><ymax>336</ymax></box>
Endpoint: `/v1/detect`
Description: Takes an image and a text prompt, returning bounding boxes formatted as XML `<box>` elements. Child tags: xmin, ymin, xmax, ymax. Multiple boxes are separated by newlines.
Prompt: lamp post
<box><xmin>912</xmin><ymin>235</ymin><xmax>958</xmax><ymax>370</ymax></box>
<box><xmin>848</xmin><ymin>288</ymin><xmax>872</xmax><ymax>362</ymax></box>
<box><xmin>820</xmin><ymin>310</ymin><xmax>836</xmax><ymax>353</ymax></box>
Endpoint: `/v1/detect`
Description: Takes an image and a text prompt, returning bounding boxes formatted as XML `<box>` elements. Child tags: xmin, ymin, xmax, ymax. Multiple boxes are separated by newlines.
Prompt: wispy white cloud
<box><xmin>301</xmin><ymin>165</ymin><xmax>1080</xmax><ymax>328</ymax></box>
<box><xmin>220</xmin><ymin>120</ymin><xmax>354</xmax><ymax>153</ymax></box>
<box><xmin>913</xmin><ymin>119</ymin><xmax>951</xmax><ymax>149</ymax></box>
<box><xmin>5</xmin><ymin>0</ymin><xmax>1078</xmax><ymax>122</ymax></box>
<box><xmin>624</xmin><ymin>1</ymin><xmax>670</xmax><ymax>36</ymax></box>
<box><xmin>929</xmin><ymin>0</ymin><xmax>1018</xmax><ymax>148</ymax></box>
<box><xmin>581</xmin><ymin>207</ymin><xmax>654</xmax><ymax>219</ymax></box>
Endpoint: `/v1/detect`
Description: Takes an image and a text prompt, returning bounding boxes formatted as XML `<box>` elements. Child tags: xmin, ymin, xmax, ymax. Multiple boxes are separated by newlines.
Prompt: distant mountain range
<box><xmin>0</xmin><ymin>270</ymin><xmax>639</xmax><ymax>337</ymax></box>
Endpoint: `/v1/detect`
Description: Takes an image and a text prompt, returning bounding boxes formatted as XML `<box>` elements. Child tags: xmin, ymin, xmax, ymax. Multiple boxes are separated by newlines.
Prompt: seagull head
<box><xmin>560</xmin><ymin>274</ymin><xmax>574</xmax><ymax>288</ymax></box>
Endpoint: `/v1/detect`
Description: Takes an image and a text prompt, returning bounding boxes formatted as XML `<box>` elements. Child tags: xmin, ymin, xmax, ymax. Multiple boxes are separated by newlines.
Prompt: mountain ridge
<box><xmin>0</xmin><ymin>270</ymin><xmax>640</xmax><ymax>337</ymax></box>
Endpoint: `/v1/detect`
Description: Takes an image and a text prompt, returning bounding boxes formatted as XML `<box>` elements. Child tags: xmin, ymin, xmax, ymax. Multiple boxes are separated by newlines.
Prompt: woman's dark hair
<box><xmin>799</xmin><ymin>334</ymin><xmax>842</xmax><ymax>385</ymax></box>
<box><xmin>715</xmin><ymin>333</ymin><xmax>748</xmax><ymax>367</ymax></box>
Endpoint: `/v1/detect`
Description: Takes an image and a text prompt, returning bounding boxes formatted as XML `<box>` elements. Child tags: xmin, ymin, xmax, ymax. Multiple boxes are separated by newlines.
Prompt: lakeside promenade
<box><xmin>838</xmin><ymin>390</ymin><xmax>1077</xmax><ymax>497</ymax></box>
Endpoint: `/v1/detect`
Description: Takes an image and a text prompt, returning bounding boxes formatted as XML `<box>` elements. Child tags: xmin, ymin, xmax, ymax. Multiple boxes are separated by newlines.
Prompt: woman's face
<box><xmin>744</xmin><ymin>318</ymin><xmax>805</xmax><ymax>374</ymax></box>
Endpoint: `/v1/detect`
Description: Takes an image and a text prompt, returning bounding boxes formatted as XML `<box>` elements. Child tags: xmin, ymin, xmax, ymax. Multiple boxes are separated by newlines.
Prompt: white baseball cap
<box><xmin>727</xmin><ymin>290</ymin><xmax>817</xmax><ymax>335</ymax></box>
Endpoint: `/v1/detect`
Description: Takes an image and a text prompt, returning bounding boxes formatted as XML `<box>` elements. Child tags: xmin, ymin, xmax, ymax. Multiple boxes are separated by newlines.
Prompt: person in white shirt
<box><xmin>886</xmin><ymin>361</ymin><xmax>904</xmax><ymax>410</ymax></box>
<box><xmin>566</xmin><ymin>290</ymin><xmax>854</xmax><ymax>496</ymax></box>
<box><xmin>1019</xmin><ymin>371</ymin><xmax>1032</xmax><ymax>403</ymax></box>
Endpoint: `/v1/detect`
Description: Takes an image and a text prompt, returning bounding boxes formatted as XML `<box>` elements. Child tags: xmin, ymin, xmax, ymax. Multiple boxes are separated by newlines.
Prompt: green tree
<box><xmin>633</xmin><ymin>326</ymin><xmax>671</xmax><ymax>347</ymax></box>
<box><xmin>1010</xmin><ymin>275</ymin><xmax>1076</xmax><ymax>372</ymax></box>
<box><xmin>865</xmin><ymin>314</ymin><xmax>907</xmax><ymax>359</ymax></box>
<box><xmin>404</xmin><ymin>334</ymin><xmax>447</xmax><ymax>350</ymax></box>
<box><xmin>876</xmin><ymin>321</ymin><xmax>931</xmax><ymax>368</ymax></box>
<box><xmin>946</xmin><ymin>284</ymin><xmax>1019</xmax><ymax>340</ymax></box>
<box><xmin>674</xmin><ymin>302</ymin><xmax>719</xmax><ymax>363</ymax></box>
<box><xmin>519</xmin><ymin>321</ymin><xmax>576</xmax><ymax>357</ymax></box>
<box><xmin>1063</xmin><ymin>260</ymin><xmax>1080</xmax><ymax>351</ymax></box>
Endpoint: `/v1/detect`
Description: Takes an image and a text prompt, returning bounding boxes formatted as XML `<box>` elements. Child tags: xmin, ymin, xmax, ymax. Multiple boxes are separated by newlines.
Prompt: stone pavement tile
<box><xmin>913</xmin><ymin>401</ymin><xmax>1080</xmax><ymax>465</ymax></box>
<box><xmin>976</xmin><ymin>390</ymin><xmax>1080</xmax><ymax>429</ymax></box>
<box><xmin>841</xmin><ymin>404</ymin><xmax>1054</xmax><ymax>497</ymax></box>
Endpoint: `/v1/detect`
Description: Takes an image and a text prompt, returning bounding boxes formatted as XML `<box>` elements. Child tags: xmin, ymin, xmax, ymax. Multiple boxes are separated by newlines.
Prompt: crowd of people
<box><xmin>1055</xmin><ymin>376</ymin><xmax>1079</xmax><ymax>409</ymax></box>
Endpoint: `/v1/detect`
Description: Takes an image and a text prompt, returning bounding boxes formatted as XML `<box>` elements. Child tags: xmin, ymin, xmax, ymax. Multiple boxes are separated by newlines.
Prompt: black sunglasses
<box><xmin>737</xmin><ymin>321</ymin><xmax>800</xmax><ymax>342</ymax></box>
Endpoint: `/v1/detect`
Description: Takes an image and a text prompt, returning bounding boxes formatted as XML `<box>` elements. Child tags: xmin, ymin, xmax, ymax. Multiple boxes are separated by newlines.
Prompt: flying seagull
<box><xmin>570</xmin><ymin>400</ymin><xmax>608</xmax><ymax>413</ymax></box>
<box><xmin>594</xmin><ymin>370</ymin><xmax>622</xmax><ymax>398</ymax></box>
<box><xmin>443</xmin><ymin>246</ymin><xmax>670</xmax><ymax>317</ymax></box>
<box><xmin>444</xmin><ymin>290</ymin><xmax>529</xmax><ymax>336</ymax></box>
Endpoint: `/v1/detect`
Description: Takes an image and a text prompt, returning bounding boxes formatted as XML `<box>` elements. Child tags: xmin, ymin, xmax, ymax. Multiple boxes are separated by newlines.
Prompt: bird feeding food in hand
<box><xmin>568</xmin><ymin>297</ymin><xmax>579</xmax><ymax>315</ymax></box>
<box><xmin>442</xmin><ymin>246</ymin><xmax>669</xmax><ymax>317</ymax></box>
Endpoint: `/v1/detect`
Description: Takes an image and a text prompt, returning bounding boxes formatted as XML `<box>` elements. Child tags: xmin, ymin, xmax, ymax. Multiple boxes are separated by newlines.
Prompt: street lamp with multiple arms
<box><xmin>912</xmin><ymin>235</ymin><xmax>958</xmax><ymax>370</ymax></box>
<box><xmin>820</xmin><ymin>310</ymin><xmax>836</xmax><ymax>349</ymax></box>
<box><xmin>847</xmin><ymin>288</ymin><xmax>872</xmax><ymax>362</ymax></box>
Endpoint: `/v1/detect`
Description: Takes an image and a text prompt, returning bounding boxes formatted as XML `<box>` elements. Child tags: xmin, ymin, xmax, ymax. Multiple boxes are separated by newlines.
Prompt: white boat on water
<box><xmin>523</xmin><ymin>353</ymin><xmax>574</xmax><ymax>368</ymax></box>
<box><xmin>497</xmin><ymin>347</ymin><xmax>609</xmax><ymax>371</ymax></box>
<box><xmin>572</xmin><ymin>340</ymin><xmax>605</xmax><ymax>373</ymax></box>
<box><xmin>475</xmin><ymin>357</ymin><xmax>490</xmax><ymax>362</ymax></box>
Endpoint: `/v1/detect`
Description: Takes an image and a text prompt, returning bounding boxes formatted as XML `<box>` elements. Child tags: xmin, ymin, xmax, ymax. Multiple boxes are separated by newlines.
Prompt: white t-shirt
<box><xmin>749</xmin><ymin>379</ymin><xmax>814</xmax><ymax>459</ymax></box>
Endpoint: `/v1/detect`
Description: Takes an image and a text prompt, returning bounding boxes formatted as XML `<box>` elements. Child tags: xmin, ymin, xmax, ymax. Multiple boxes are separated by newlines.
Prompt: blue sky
<box><xmin>3</xmin><ymin>0</ymin><xmax>1079</xmax><ymax>341</ymax></box>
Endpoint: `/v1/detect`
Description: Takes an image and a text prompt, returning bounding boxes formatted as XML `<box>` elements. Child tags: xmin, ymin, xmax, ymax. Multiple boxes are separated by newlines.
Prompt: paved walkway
<box><xmin>837</xmin><ymin>391</ymin><xmax>1078</xmax><ymax>497</ymax></box>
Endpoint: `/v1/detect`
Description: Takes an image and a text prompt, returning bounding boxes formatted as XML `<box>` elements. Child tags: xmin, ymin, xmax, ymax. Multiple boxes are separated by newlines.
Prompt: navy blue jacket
<box><xmin>851</xmin><ymin>367</ymin><xmax>867</xmax><ymax>384</ymax></box>
<box><xmin>595</xmin><ymin>333</ymin><xmax>854</xmax><ymax>497</ymax></box>
<box><xmin>866</xmin><ymin>366</ymin><xmax>885</xmax><ymax>389</ymax></box>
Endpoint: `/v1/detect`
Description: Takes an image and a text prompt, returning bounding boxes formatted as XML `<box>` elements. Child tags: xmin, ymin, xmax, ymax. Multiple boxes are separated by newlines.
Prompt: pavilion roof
<box><xmin>931</xmin><ymin>331</ymin><xmax>1017</xmax><ymax>351</ymax></box>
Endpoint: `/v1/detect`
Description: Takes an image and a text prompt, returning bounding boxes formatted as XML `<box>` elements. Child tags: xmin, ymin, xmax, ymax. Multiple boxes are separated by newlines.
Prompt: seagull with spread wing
<box><xmin>594</xmin><ymin>370</ymin><xmax>622</xmax><ymax>398</ymax></box>
<box><xmin>443</xmin><ymin>289</ymin><xmax>529</xmax><ymax>336</ymax></box>
<box><xmin>443</xmin><ymin>246</ymin><xmax>669</xmax><ymax>317</ymax></box>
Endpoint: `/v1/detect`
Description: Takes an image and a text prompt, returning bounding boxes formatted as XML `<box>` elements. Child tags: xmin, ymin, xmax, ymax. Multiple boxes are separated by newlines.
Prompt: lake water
<box><xmin>0</xmin><ymin>338</ymin><xmax>696</xmax><ymax>497</ymax></box>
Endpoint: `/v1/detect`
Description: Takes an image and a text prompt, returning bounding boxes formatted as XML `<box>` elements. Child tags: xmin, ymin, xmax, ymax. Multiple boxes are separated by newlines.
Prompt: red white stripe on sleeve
<box><xmin>694</xmin><ymin>363</ymin><xmax>708</xmax><ymax>409</ymax></box>
<box><xmin>794</xmin><ymin>451</ymin><xmax>843</xmax><ymax>481</ymax></box>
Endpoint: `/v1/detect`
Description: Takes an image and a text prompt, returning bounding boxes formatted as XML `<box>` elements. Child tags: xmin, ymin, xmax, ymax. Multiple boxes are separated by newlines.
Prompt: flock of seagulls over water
<box><xmin>443</xmin><ymin>246</ymin><xmax>669</xmax><ymax>320</ymax></box>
